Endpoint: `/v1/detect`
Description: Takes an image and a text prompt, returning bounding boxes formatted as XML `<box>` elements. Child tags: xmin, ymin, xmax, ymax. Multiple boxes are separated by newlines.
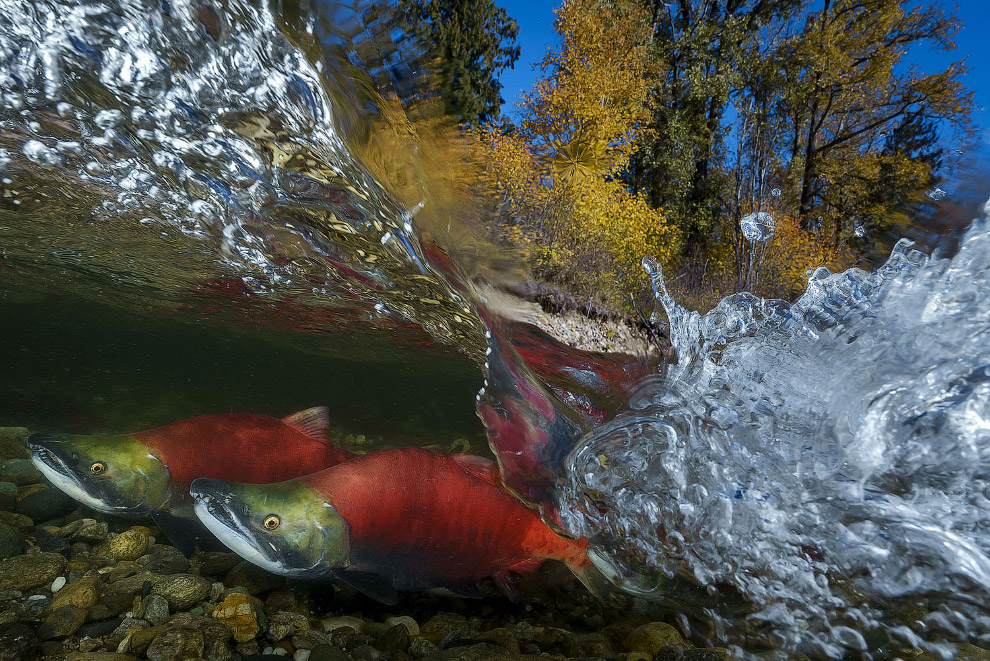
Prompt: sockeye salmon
<box><xmin>28</xmin><ymin>407</ymin><xmax>355</xmax><ymax>552</ymax></box>
<box><xmin>191</xmin><ymin>446</ymin><xmax>608</xmax><ymax>603</ymax></box>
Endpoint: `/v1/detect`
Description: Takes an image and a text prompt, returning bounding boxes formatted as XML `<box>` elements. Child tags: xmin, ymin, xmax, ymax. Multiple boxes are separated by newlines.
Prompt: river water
<box><xmin>1</xmin><ymin>0</ymin><xmax>989</xmax><ymax>658</ymax></box>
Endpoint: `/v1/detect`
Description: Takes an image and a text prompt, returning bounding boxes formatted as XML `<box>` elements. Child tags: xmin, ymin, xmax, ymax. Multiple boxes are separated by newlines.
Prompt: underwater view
<box><xmin>1</xmin><ymin>0</ymin><xmax>990</xmax><ymax>659</ymax></box>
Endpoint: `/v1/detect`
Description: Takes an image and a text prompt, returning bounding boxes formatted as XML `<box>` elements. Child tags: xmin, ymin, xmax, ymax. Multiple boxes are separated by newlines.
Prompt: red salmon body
<box><xmin>302</xmin><ymin>447</ymin><xmax>592</xmax><ymax>594</ymax></box>
<box><xmin>135</xmin><ymin>410</ymin><xmax>355</xmax><ymax>490</ymax></box>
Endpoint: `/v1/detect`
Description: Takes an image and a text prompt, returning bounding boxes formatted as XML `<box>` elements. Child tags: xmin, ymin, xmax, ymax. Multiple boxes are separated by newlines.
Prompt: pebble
<box><xmin>0</xmin><ymin>621</ymin><xmax>36</xmax><ymax>661</ymax></box>
<box><xmin>409</xmin><ymin>636</ymin><xmax>440</xmax><ymax>658</ymax></box>
<box><xmin>14</xmin><ymin>487</ymin><xmax>76</xmax><ymax>522</ymax></box>
<box><xmin>294</xmin><ymin>650</ymin><xmax>311</xmax><ymax>661</ymax></box>
<box><xmin>225</xmin><ymin>561</ymin><xmax>285</xmax><ymax>594</ymax></box>
<box><xmin>37</xmin><ymin>604</ymin><xmax>88</xmax><ymax>640</ymax></box>
<box><xmin>0</xmin><ymin>459</ymin><xmax>42</xmax><ymax>485</ymax></box>
<box><xmin>85</xmin><ymin>593</ymin><xmax>136</xmax><ymax>622</ymax></box>
<box><xmin>137</xmin><ymin>545</ymin><xmax>190</xmax><ymax>574</ymax></box>
<box><xmin>321</xmin><ymin>616</ymin><xmax>364</xmax><ymax>634</ymax></box>
<box><xmin>268</xmin><ymin>610</ymin><xmax>309</xmax><ymax>642</ymax></box>
<box><xmin>65</xmin><ymin>654</ymin><xmax>138</xmax><ymax>661</ymax></box>
<box><xmin>98</xmin><ymin>530</ymin><xmax>149</xmax><ymax>562</ymax></box>
<box><xmin>146</xmin><ymin>626</ymin><xmax>205</xmax><ymax>661</ymax></box>
<box><xmin>0</xmin><ymin>551</ymin><xmax>66</xmax><ymax>591</ymax></box>
<box><xmin>51</xmin><ymin>576</ymin><xmax>67</xmax><ymax>592</ymax></box>
<box><xmin>292</xmin><ymin>629</ymin><xmax>330</xmax><ymax>650</ymax></box>
<box><xmin>623</xmin><ymin>621</ymin><xmax>684</xmax><ymax>655</ymax></box>
<box><xmin>385</xmin><ymin>615</ymin><xmax>419</xmax><ymax>636</ymax></box>
<box><xmin>51</xmin><ymin>575</ymin><xmax>101</xmax><ymax>610</ymax></box>
<box><xmin>57</xmin><ymin>519</ymin><xmax>109</xmax><ymax>545</ymax></box>
<box><xmin>141</xmin><ymin>594</ymin><xmax>171</xmax><ymax>626</ymax></box>
<box><xmin>213</xmin><ymin>591</ymin><xmax>260</xmax><ymax>642</ymax></box>
<box><xmin>0</xmin><ymin>523</ymin><xmax>23</xmax><ymax>561</ymax></box>
<box><xmin>308</xmin><ymin>644</ymin><xmax>350</xmax><ymax>661</ymax></box>
<box><xmin>151</xmin><ymin>573</ymin><xmax>210</xmax><ymax>610</ymax></box>
<box><xmin>376</xmin><ymin>624</ymin><xmax>410</xmax><ymax>653</ymax></box>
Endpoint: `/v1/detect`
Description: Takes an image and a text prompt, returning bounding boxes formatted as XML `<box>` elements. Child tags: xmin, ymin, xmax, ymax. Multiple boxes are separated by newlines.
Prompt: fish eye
<box><xmin>90</xmin><ymin>462</ymin><xmax>107</xmax><ymax>475</ymax></box>
<box><xmin>263</xmin><ymin>515</ymin><xmax>280</xmax><ymax>531</ymax></box>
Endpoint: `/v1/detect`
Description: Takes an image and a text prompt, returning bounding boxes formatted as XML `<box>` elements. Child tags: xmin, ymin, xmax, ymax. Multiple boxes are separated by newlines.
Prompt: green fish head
<box><xmin>190</xmin><ymin>477</ymin><xmax>349</xmax><ymax>577</ymax></box>
<box><xmin>27</xmin><ymin>432</ymin><xmax>171</xmax><ymax>516</ymax></box>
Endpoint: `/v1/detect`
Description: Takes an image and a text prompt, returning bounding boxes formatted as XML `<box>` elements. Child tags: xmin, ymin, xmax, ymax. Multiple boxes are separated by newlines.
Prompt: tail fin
<box><xmin>566</xmin><ymin>542</ymin><xmax>614</xmax><ymax>601</ymax></box>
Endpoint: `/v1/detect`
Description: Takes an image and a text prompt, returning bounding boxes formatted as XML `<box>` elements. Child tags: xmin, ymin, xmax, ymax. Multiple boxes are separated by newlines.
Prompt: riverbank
<box><xmin>477</xmin><ymin>283</ymin><xmax>666</xmax><ymax>359</ymax></box>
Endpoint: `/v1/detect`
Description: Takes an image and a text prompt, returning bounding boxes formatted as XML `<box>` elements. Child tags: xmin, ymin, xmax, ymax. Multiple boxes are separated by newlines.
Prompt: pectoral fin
<box><xmin>152</xmin><ymin>505</ymin><xmax>226</xmax><ymax>556</ymax></box>
<box><xmin>334</xmin><ymin>570</ymin><xmax>399</xmax><ymax>605</ymax></box>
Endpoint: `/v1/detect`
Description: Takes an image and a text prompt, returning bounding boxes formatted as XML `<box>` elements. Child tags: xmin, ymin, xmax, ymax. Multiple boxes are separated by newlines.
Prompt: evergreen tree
<box><xmin>397</xmin><ymin>0</ymin><xmax>521</xmax><ymax>126</ymax></box>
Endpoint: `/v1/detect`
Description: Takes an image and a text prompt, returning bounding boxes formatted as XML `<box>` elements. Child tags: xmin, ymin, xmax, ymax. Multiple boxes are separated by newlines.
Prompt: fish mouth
<box><xmin>27</xmin><ymin>433</ymin><xmax>118</xmax><ymax>514</ymax></box>
<box><xmin>191</xmin><ymin>478</ymin><xmax>293</xmax><ymax>575</ymax></box>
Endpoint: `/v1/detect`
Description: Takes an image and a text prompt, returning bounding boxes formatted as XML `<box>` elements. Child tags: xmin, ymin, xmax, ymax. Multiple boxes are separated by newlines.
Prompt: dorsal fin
<box><xmin>282</xmin><ymin>406</ymin><xmax>331</xmax><ymax>442</ymax></box>
<box><xmin>451</xmin><ymin>453</ymin><xmax>498</xmax><ymax>486</ymax></box>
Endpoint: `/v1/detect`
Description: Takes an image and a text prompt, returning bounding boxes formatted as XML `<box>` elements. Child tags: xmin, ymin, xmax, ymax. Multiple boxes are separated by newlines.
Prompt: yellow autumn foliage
<box><xmin>477</xmin><ymin>0</ymin><xmax>679</xmax><ymax>310</ymax></box>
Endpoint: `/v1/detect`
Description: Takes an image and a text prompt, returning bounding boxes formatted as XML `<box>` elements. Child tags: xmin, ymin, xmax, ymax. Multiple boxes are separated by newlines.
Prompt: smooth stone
<box><xmin>98</xmin><ymin>530</ymin><xmax>150</xmax><ymax>562</ymax></box>
<box><xmin>0</xmin><ymin>429</ymin><xmax>30</xmax><ymax>462</ymax></box>
<box><xmin>0</xmin><ymin>513</ymin><xmax>33</xmax><ymax>530</ymax></box>
<box><xmin>677</xmin><ymin>649</ymin><xmax>730</xmax><ymax>660</ymax></box>
<box><xmin>473</xmin><ymin>628</ymin><xmax>519</xmax><ymax>654</ymax></box>
<box><xmin>376</xmin><ymin>624</ymin><xmax>410</xmax><ymax>653</ymax></box>
<box><xmin>362</xmin><ymin>622</ymin><xmax>389</xmax><ymax>638</ymax></box>
<box><xmin>294</xmin><ymin>650</ymin><xmax>311</xmax><ymax>661</ymax></box>
<box><xmin>37</xmin><ymin>604</ymin><xmax>87</xmax><ymax>640</ymax></box>
<box><xmin>204</xmin><ymin>637</ymin><xmax>234</xmax><ymax>661</ymax></box>
<box><xmin>51</xmin><ymin>574</ymin><xmax>101</xmax><ymax>610</ymax></box>
<box><xmin>308</xmin><ymin>644</ymin><xmax>350</xmax><ymax>661</ymax></box>
<box><xmin>352</xmin><ymin>644</ymin><xmax>381</xmax><ymax>661</ymax></box>
<box><xmin>126</xmin><ymin>624</ymin><xmax>166</xmax><ymax>654</ymax></box>
<box><xmin>564</xmin><ymin>633</ymin><xmax>612</xmax><ymax>658</ymax></box>
<box><xmin>65</xmin><ymin>654</ymin><xmax>137</xmax><ymax>661</ymax></box>
<box><xmin>137</xmin><ymin>545</ymin><xmax>190</xmax><ymax>575</ymax></box>
<box><xmin>150</xmin><ymin>573</ymin><xmax>210</xmax><ymax>611</ymax></box>
<box><xmin>409</xmin><ymin>637</ymin><xmax>440</xmax><ymax>658</ymax></box>
<box><xmin>196</xmin><ymin>552</ymin><xmax>241</xmax><ymax>577</ymax></box>
<box><xmin>320</xmin><ymin>616</ymin><xmax>365</xmax><ymax>635</ymax></box>
<box><xmin>56</xmin><ymin>519</ymin><xmax>109</xmax><ymax>545</ymax></box>
<box><xmin>0</xmin><ymin>483</ymin><xmax>17</xmax><ymax>511</ymax></box>
<box><xmin>224</xmin><ymin>561</ymin><xmax>284</xmax><ymax>595</ymax></box>
<box><xmin>0</xmin><ymin>552</ymin><xmax>66</xmax><ymax>591</ymax></box>
<box><xmin>0</xmin><ymin>459</ymin><xmax>41</xmax><ymax>485</ymax></box>
<box><xmin>0</xmin><ymin>524</ymin><xmax>24</xmax><ymax>560</ymax></box>
<box><xmin>141</xmin><ymin>594</ymin><xmax>170</xmax><ymax>627</ymax></box>
<box><xmin>146</xmin><ymin>627</ymin><xmax>205</xmax><ymax>661</ymax></box>
<box><xmin>107</xmin><ymin>564</ymin><xmax>141</xmax><ymax>584</ymax></box>
<box><xmin>264</xmin><ymin>591</ymin><xmax>296</xmax><ymax>611</ymax></box>
<box><xmin>15</xmin><ymin>487</ymin><xmax>76</xmax><ymax>521</ymax></box>
<box><xmin>168</xmin><ymin>611</ymin><xmax>234</xmax><ymax>641</ymax></box>
<box><xmin>385</xmin><ymin>616</ymin><xmax>419</xmax><ymax>636</ymax></box>
<box><xmin>423</xmin><ymin>642</ymin><xmax>505</xmax><ymax>661</ymax></box>
<box><xmin>623</xmin><ymin>622</ymin><xmax>684</xmax><ymax>655</ymax></box>
<box><xmin>420</xmin><ymin>613</ymin><xmax>468</xmax><ymax>645</ymax></box>
<box><xmin>78</xmin><ymin>617</ymin><xmax>125</xmax><ymax>638</ymax></box>
<box><xmin>0</xmin><ymin>622</ymin><xmax>36</xmax><ymax>661</ymax></box>
<box><xmin>212</xmin><ymin>591</ymin><xmax>260</xmax><ymax>643</ymax></box>
<box><xmin>268</xmin><ymin>610</ymin><xmax>309</xmax><ymax>642</ymax></box>
<box><xmin>51</xmin><ymin>576</ymin><xmax>67</xmax><ymax>592</ymax></box>
<box><xmin>292</xmin><ymin>630</ymin><xmax>330</xmax><ymax>650</ymax></box>
<box><xmin>86</xmin><ymin>593</ymin><xmax>136</xmax><ymax>622</ymax></box>
<box><xmin>32</xmin><ymin>527</ymin><xmax>70</xmax><ymax>555</ymax></box>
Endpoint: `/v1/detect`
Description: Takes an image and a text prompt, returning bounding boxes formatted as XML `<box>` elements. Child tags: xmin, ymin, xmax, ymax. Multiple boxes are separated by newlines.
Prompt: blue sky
<box><xmin>497</xmin><ymin>0</ymin><xmax>990</xmax><ymax>137</ymax></box>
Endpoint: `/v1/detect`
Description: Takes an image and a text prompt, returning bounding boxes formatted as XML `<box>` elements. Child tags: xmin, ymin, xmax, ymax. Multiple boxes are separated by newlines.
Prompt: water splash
<box><xmin>740</xmin><ymin>210</ymin><xmax>775</xmax><ymax>242</ymax></box>
<box><xmin>561</xmin><ymin>202</ymin><xmax>990</xmax><ymax>657</ymax></box>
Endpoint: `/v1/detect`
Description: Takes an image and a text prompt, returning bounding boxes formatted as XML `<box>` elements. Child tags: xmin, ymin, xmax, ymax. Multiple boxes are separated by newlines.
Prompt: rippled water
<box><xmin>562</xmin><ymin>207</ymin><xmax>990</xmax><ymax>657</ymax></box>
<box><xmin>3</xmin><ymin>0</ymin><xmax>990</xmax><ymax>657</ymax></box>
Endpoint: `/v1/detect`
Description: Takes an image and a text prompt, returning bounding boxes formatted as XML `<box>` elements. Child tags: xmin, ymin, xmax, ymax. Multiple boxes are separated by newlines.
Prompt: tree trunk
<box><xmin>798</xmin><ymin>103</ymin><xmax>819</xmax><ymax>230</ymax></box>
